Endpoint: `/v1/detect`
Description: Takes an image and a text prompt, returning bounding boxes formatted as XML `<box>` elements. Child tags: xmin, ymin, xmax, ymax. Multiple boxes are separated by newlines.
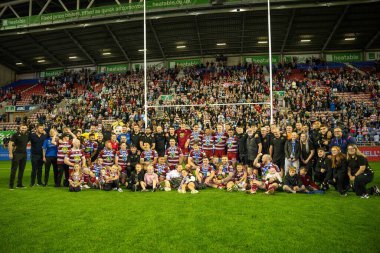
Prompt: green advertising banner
<box><xmin>244</xmin><ymin>55</ymin><xmax>281</xmax><ymax>65</ymax></box>
<box><xmin>274</xmin><ymin>91</ymin><xmax>285</xmax><ymax>97</ymax></box>
<box><xmin>1</xmin><ymin>0</ymin><xmax>210</xmax><ymax>30</ymax></box>
<box><xmin>160</xmin><ymin>95</ymin><xmax>174</xmax><ymax>101</ymax></box>
<box><xmin>325</xmin><ymin>52</ymin><xmax>362</xmax><ymax>62</ymax></box>
<box><xmin>98</xmin><ymin>64</ymin><xmax>129</xmax><ymax>73</ymax></box>
<box><xmin>366</xmin><ymin>51</ymin><xmax>380</xmax><ymax>61</ymax></box>
<box><xmin>5</xmin><ymin>106</ymin><xmax>15</xmax><ymax>112</ymax></box>
<box><xmin>0</xmin><ymin>130</ymin><xmax>15</xmax><ymax>145</ymax></box>
<box><xmin>41</xmin><ymin>68</ymin><xmax>64</xmax><ymax>78</ymax></box>
<box><xmin>169</xmin><ymin>59</ymin><xmax>202</xmax><ymax>68</ymax></box>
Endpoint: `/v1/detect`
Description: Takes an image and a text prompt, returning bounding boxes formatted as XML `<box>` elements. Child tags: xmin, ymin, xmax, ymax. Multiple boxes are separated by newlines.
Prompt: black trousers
<box><xmin>69</xmin><ymin>185</ymin><xmax>81</xmax><ymax>192</ymax></box>
<box><xmin>31</xmin><ymin>154</ymin><xmax>44</xmax><ymax>185</ymax></box>
<box><xmin>57</xmin><ymin>164</ymin><xmax>70</xmax><ymax>187</ymax></box>
<box><xmin>327</xmin><ymin>173</ymin><xmax>349</xmax><ymax>195</ymax></box>
<box><xmin>9</xmin><ymin>153</ymin><xmax>27</xmax><ymax>188</ymax></box>
<box><xmin>44</xmin><ymin>157</ymin><xmax>58</xmax><ymax>186</ymax></box>
<box><xmin>353</xmin><ymin>173</ymin><xmax>374</xmax><ymax>196</ymax></box>
<box><xmin>314</xmin><ymin>171</ymin><xmax>327</xmax><ymax>184</ymax></box>
<box><xmin>104</xmin><ymin>180</ymin><xmax>119</xmax><ymax>191</ymax></box>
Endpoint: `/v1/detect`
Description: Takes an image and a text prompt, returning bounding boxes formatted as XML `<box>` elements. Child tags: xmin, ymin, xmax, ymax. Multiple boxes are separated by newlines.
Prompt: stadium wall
<box><xmin>0</xmin><ymin>64</ymin><xmax>16</xmax><ymax>87</ymax></box>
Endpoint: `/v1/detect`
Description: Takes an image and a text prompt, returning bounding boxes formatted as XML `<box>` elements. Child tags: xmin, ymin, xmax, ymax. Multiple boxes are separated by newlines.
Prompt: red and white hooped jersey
<box><xmin>57</xmin><ymin>140</ymin><xmax>72</xmax><ymax>164</ymax></box>
<box><xmin>165</xmin><ymin>146</ymin><xmax>183</xmax><ymax>165</ymax></box>
<box><xmin>213</xmin><ymin>132</ymin><xmax>228</xmax><ymax>151</ymax></box>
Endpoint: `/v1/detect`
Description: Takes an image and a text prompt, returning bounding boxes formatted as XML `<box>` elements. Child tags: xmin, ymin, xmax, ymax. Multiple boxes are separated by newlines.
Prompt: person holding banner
<box><xmin>8</xmin><ymin>124</ymin><xmax>29</xmax><ymax>189</ymax></box>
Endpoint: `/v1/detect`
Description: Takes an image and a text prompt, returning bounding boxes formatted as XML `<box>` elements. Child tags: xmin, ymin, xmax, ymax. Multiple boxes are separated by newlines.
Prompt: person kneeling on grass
<box><xmin>283</xmin><ymin>167</ymin><xmax>307</xmax><ymax>194</ymax></box>
<box><xmin>104</xmin><ymin>165</ymin><xmax>123</xmax><ymax>192</ymax></box>
<box><xmin>164</xmin><ymin>164</ymin><xmax>184</xmax><ymax>192</ymax></box>
<box><xmin>128</xmin><ymin>163</ymin><xmax>145</xmax><ymax>192</ymax></box>
<box><xmin>141</xmin><ymin>164</ymin><xmax>158</xmax><ymax>192</ymax></box>
<box><xmin>263</xmin><ymin>167</ymin><xmax>282</xmax><ymax>195</ymax></box>
<box><xmin>196</xmin><ymin>157</ymin><xmax>215</xmax><ymax>188</ymax></box>
<box><xmin>227</xmin><ymin>163</ymin><xmax>247</xmax><ymax>192</ymax></box>
<box><xmin>69</xmin><ymin>164</ymin><xmax>83</xmax><ymax>192</ymax></box>
<box><xmin>178</xmin><ymin>169</ymin><xmax>199</xmax><ymax>194</ymax></box>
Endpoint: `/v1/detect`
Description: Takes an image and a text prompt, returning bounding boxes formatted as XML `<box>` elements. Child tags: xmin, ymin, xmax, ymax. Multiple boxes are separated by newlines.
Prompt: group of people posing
<box><xmin>8</xmin><ymin>120</ymin><xmax>379</xmax><ymax>198</ymax></box>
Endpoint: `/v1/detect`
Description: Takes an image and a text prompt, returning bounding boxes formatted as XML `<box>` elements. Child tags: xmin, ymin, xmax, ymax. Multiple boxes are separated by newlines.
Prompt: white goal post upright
<box><xmin>267</xmin><ymin>0</ymin><xmax>274</xmax><ymax>125</ymax></box>
<box><xmin>143</xmin><ymin>0</ymin><xmax>148</xmax><ymax>129</ymax></box>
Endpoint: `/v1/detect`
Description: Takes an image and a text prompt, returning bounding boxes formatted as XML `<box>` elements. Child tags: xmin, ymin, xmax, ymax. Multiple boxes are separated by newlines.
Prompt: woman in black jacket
<box><xmin>347</xmin><ymin>144</ymin><xmax>380</xmax><ymax>198</ymax></box>
<box><xmin>324</xmin><ymin>146</ymin><xmax>349</xmax><ymax>196</ymax></box>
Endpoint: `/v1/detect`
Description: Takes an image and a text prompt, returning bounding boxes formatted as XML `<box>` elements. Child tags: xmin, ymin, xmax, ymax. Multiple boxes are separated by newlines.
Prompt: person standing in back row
<box><xmin>8</xmin><ymin>124</ymin><xmax>30</xmax><ymax>189</ymax></box>
<box><xmin>30</xmin><ymin>124</ymin><xmax>48</xmax><ymax>187</ymax></box>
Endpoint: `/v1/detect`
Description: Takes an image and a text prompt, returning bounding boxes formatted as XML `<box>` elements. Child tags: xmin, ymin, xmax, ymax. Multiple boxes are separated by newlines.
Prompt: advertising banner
<box><xmin>358</xmin><ymin>146</ymin><xmax>380</xmax><ymax>162</ymax></box>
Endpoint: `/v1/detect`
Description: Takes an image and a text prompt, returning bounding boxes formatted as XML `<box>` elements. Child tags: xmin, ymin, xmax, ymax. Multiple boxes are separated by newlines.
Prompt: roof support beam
<box><xmin>115</xmin><ymin>0</ymin><xmax>121</xmax><ymax>5</ymax></box>
<box><xmin>29</xmin><ymin>0</ymin><xmax>32</xmax><ymax>16</ymax></box>
<box><xmin>321</xmin><ymin>5</ymin><xmax>349</xmax><ymax>52</ymax></box>
<box><xmin>64</xmin><ymin>30</ymin><xmax>96</xmax><ymax>65</ymax></box>
<box><xmin>105</xmin><ymin>25</ymin><xmax>131</xmax><ymax>64</ymax></box>
<box><xmin>281</xmin><ymin>8</ymin><xmax>295</xmax><ymax>53</ymax></box>
<box><xmin>28</xmin><ymin>34</ymin><xmax>65</xmax><ymax>67</ymax></box>
<box><xmin>365</xmin><ymin>30</ymin><xmax>380</xmax><ymax>50</ymax></box>
<box><xmin>195</xmin><ymin>16</ymin><xmax>203</xmax><ymax>56</ymax></box>
<box><xmin>38</xmin><ymin>0</ymin><xmax>52</xmax><ymax>15</ymax></box>
<box><xmin>240</xmin><ymin>12</ymin><xmax>246</xmax><ymax>54</ymax></box>
<box><xmin>58</xmin><ymin>0</ymin><xmax>69</xmax><ymax>12</ymax></box>
<box><xmin>9</xmin><ymin>5</ymin><xmax>20</xmax><ymax>18</ymax></box>
<box><xmin>149</xmin><ymin>20</ymin><xmax>166</xmax><ymax>60</ymax></box>
<box><xmin>87</xmin><ymin>0</ymin><xmax>95</xmax><ymax>9</ymax></box>
<box><xmin>77</xmin><ymin>0</ymin><xmax>80</xmax><ymax>10</ymax></box>
<box><xmin>0</xmin><ymin>6</ymin><xmax>8</xmax><ymax>17</ymax></box>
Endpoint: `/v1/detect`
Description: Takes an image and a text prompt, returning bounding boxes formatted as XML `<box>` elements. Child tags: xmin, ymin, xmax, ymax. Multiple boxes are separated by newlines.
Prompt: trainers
<box><xmin>250</xmin><ymin>190</ymin><xmax>256</xmax><ymax>194</ymax></box>
<box><xmin>373</xmin><ymin>185</ymin><xmax>380</xmax><ymax>195</ymax></box>
<box><xmin>177</xmin><ymin>189</ymin><xmax>186</xmax><ymax>194</ymax></box>
<box><xmin>82</xmin><ymin>185</ymin><xmax>90</xmax><ymax>189</ymax></box>
<box><xmin>117</xmin><ymin>188</ymin><xmax>123</xmax><ymax>192</ymax></box>
<box><xmin>360</xmin><ymin>194</ymin><xmax>369</xmax><ymax>199</ymax></box>
<box><xmin>164</xmin><ymin>187</ymin><xmax>171</xmax><ymax>192</ymax></box>
<box><xmin>340</xmin><ymin>193</ymin><xmax>348</xmax><ymax>197</ymax></box>
<box><xmin>191</xmin><ymin>190</ymin><xmax>199</xmax><ymax>194</ymax></box>
<box><xmin>16</xmin><ymin>185</ymin><xmax>27</xmax><ymax>189</ymax></box>
<box><xmin>112</xmin><ymin>187</ymin><xmax>118</xmax><ymax>191</ymax></box>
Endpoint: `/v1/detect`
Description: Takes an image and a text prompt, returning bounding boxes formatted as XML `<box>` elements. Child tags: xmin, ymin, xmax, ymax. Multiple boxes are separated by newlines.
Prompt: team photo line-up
<box><xmin>7</xmin><ymin>121</ymin><xmax>380</xmax><ymax>198</ymax></box>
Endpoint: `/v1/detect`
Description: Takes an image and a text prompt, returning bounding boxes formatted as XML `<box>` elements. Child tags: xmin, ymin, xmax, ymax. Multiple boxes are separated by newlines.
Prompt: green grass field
<box><xmin>0</xmin><ymin>161</ymin><xmax>379</xmax><ymax>253</ymax></box>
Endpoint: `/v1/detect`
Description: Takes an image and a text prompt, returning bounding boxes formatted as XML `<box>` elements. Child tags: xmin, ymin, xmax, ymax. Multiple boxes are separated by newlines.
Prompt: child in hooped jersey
<box><xmin>196</xmin><ymin>157</ymin><xmax>215</xmax><ymax>187</ymax></box>
<box><xmin>227</xmin><ymin>163</ymin><xmax>247</xmax><ymax>192</ymax></box>
<box><xmin>211</xmin><ymin>164</ymin><xmax>229</xmax><ymax>189</ymax></box>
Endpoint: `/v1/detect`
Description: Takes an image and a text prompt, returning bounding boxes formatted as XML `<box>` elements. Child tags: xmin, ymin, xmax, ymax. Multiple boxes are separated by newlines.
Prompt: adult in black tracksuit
<box><xmin>154</xmin><ymin>126</ymin><xmax>167</xmax><ymax>157</ymax></box>
<box><xmin>236</xmin><ymin>126</ymin><xmax>247</xmax><ymax>164</ymax></box>
<box><xmin>126</xmin><ymin>145</ymin><xmax>140</xmax><ymax>177</ymax></box>
<box><xmin>245</xmin><ymin>128</ymin><xmax>262</xmax><ymax>166</ymax></box>
<box><xmin>324</xmin><ymin>146</ymin><xmax>349</xmax><ymax>196</ymax></box>
<box><xmin>8</xmin><ymin>124</ymin><xmax>30</xmax><ymax>189</ymax></box>
<box><xmin>347</xmin><ymin>144</ymin><xmax>380</xmax><ymax>198</ymax></box>
<box><xmin>29</xmin><ymin>124</ymin><xmax>48</xmax><ymax>186</ymax></box>
<box><xmin>269</xmin><ymin>128</ymin><xmax>286</xmax><ymax>172</ymax></box>
<box><xmin>314</xmin><ymin>148</ymin><xmax>331</xmax><ymax>185</ymax></box>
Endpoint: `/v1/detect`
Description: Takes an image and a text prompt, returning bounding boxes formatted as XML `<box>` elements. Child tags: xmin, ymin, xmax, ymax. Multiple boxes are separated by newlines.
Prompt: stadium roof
<box><xmin>0</xmin><ymin>0</ymin><xmax>379</xmax><ymax>73</ymax></box>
